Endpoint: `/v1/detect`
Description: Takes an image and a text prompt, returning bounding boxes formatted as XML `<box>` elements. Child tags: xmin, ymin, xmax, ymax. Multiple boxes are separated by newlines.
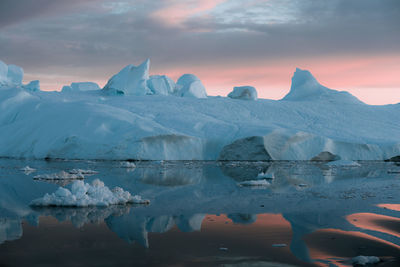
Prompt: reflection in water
<box><xmin>0</xmin><ymin>159</ymin><xmax>400</xmax><ymax>266</ymax></box>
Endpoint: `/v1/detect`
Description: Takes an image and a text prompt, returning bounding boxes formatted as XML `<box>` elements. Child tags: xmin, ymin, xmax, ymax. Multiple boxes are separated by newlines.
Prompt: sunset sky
<box><xmin>0</xmin><ymin>0</ymin><xmax>399</xmax><ymax>104</ymax></box>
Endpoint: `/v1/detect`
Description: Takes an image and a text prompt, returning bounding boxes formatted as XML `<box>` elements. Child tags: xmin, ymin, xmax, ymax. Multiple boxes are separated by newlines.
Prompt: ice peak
<box><xmin>282</xmin><ymin>68</ymin><xmax>363</xmax><ymax>104</ymax></box>
<box><xmin>103</xmin><ymin>59</ymin><xmax>150</xmax><ymax>96</ymax></box>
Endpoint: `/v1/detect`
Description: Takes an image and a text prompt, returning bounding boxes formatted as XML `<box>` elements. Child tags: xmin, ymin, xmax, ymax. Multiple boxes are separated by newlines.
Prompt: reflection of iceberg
<box><xmin>227</xmin><ymin>213</ymin><xmax>257</xmax><ymax>225</ymax></box>
<box><xmin>174</xmin><ymin>214</ymin><xmax>205</xmax><ymax>232</ymax></box>
<box><xmin>138</xmin><ymin>165</ymin><xmax>202</xmax><ymax>186</ymax></box>
<box><xmin>32</xmin><ymin>205</ymin><xmax>131</xmax><ymax>228</ymax></box>
<box><xmin>106</xmin><ymin>212</ymin><xmax>206</xmax><ymax>248</ymax></box>
<box><xmin>0</xmin><ymin>217</ymin><xmax>23</xmax><ymax>245</ymax></box>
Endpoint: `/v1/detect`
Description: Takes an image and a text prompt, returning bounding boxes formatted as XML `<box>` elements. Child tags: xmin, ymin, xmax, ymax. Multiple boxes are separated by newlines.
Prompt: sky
<box><xmin>0</xmin><ymin>0</ymin><xmax>399</xmax><ymax>104</ymax></box>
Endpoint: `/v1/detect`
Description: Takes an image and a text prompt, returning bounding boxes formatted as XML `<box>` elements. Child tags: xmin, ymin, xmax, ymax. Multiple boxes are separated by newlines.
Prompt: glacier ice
<box><xmin>228</xmin><ymin>86</ymin><xmax>258</xmax><ymax>100</ymax></box>
<box><xmin>102</xmin><ymin>59</ymin><xmax>151</xmax><ymax>96</ymax></box>
<box><xmin>175</xmin><ymin>74</ymin><xmax>207</xmax><ymax>98</ymax></box>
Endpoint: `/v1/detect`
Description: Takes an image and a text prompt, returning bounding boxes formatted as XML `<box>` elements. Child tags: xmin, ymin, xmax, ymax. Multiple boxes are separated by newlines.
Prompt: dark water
<box><xmin>0</xmin><ymin>159</ymin><xmax>400</xmax><ymax>266</ymax></box>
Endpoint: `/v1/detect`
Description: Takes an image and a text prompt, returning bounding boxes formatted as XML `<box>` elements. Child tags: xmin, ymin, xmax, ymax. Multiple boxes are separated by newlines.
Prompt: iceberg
<box><xmin>0</xmin><ymin>59</ymin><xmax>399</xmax><ymax>161</ymax></box>
<box><xmin>228</xmin><ymin>86</ymin><xmax>258</xmax><ymax>100</ymax></box>
<box><xmin>102</xmin><ymin>59</ymin><xmax>151</xmax><ymax>95</ymax></box>
<box><xmin>175</xmin><ymin>74</ymin><xmax>207</xmax><ymax>98</ymax></box>
<box><xmin>30</xmin><ymin>179</ymin><xmax>149</xmax><ymax>207</ymax></box>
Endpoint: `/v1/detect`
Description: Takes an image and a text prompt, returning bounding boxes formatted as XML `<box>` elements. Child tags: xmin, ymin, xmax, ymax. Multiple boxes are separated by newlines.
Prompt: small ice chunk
<box><xmin>20</xmin><ymin>166</ymin><xmax>36</xmax><ymax>172</ymax></box>
<box><xmin>228</xmin><ymin>86</ymin><xmax>258</xmax><ymax>100</ymax></box>
<box><xmin>351</xmin><ymin>255</ymin><xmax>380</xmax><ymax>266</ymax></box>
<box><xmin>257</xmin><ymin>172</ymin><xmax>274</xmax><ymax>179</ymax></box>
<box><xmin>238</xmin><ymin>179</ymin><xmax>271</xmax><ymax>187</ymax></box>
<box><xmin>120</xmin><ymin>161</ymin><xmax>136</xmax><ymax>168</ymax></box>
<box><xmin>34</xmin><ymin>171</ymin><xmax>85</xmax><ymax>180</ymax></box>
<box><xmin>30</xmin><ymin>179</ymin><xmax>149</xmax><ymax>207</ymax></box>
<box><xmin>327</xmin><ymin>160</ymin><xmax>361</xmax><ymax>167</ymax></box>
<box><xmin>68</xmin><ymin>169</ymin><xmax>98</xmax><ymax>175</ymax></box>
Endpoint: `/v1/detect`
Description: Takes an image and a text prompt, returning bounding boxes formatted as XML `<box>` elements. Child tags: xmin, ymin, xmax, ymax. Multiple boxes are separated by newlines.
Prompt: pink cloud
<box><xmin>150</xmin><ymin>0</ymin><xmax>225</xmax><ymax>28</ymax></box>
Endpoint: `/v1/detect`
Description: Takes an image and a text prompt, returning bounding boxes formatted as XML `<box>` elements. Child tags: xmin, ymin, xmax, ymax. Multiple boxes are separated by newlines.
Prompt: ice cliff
<box><xmin>0</xmin><ymin>59</ymin><xmax>399</xmax><ymax>161</ymax></box>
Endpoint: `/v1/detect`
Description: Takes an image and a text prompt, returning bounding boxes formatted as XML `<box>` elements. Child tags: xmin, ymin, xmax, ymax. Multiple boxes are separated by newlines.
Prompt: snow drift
<box><xmin>0</xmin><ymin>60</ymin><xmax>399</xmax><ymax>160</ymax></box>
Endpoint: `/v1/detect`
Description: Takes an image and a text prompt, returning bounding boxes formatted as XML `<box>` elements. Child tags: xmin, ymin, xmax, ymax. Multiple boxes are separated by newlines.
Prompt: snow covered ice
<box><xmin>30</xmin><ymin>179</ymin><xmax>149</xmax><ymax>207</ymax></box>
<box><xmin>0</xmin><ymin>59</ymin><xmax>399</xmax><ymax>161</ymax></box>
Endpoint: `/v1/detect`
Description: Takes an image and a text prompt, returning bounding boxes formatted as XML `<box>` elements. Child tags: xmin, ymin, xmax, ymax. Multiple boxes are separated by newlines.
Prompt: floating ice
<box><xmin>327</xmin><ymin>160</ymin><xmax>361</xmax><ymax>167</ymax></box>
<box><xmin>30</xmin><ymin>179</ymin><xmax>149</xmax><ymax>207</ymax></box>
<box><xmin>238</xmin><ymin>179</ymin><xmax>271</xmax><ymax>187</ymax></box>
<box><xmin>68</xmin><ymin>169</ymin><xmax>98</xmax><ymax>175</ymax></box>
<box><xmin>34</xmin><ymin>171</ymin><xmax>85</xmax><ymax>180</ymax></box>
<box><xmin>120</xmin><ymin>162</ymin><xmax>136</xmax><ymax>168</ymax></box>
<box><xmin>228</xmin><ymin>86</ymin><xmax>258</xmax><ymax>100</ymax></box>
<box><xmin>20</xmin><ymin>166</ymin><xmax>36</xmax><ymax>173</ymax></box>
<box><xmin>257</xmin><ymin>172</ymin><xmax>274</xmax><ymax>179</ymax></box>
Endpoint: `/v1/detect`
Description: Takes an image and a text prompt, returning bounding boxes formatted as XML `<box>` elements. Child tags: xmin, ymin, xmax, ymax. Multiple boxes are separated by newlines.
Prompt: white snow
<box><xmin>327</xmin><ymin>160</ymin><xmax>361</xmax><ymax>167</ymax></box>
<box><xmin>103</xmin><ymin>59</ymin><xmax>151</xmax><ymax>96</ymax></box>
<box><xmin>351</xmin><ymin>255</ymin><xmax>380</xmax><ymax>266</ymax></box>
<box><xmin>30</xmin><ymin>179</ymin><xmax>149</xmax><ymax>207</ymax></box>
<box><xmin>0</xmin><ymin>59</ymin><xmax>400</xmax><ymax>161</ymax></box>
<box><xmin>62</xmin><ymin>82</ymin><xmax>100</xmax><ymax>93</ymax></box>
<box><xmin>228</xmin><ymin>86</ymin><xmax>258</xmax><ymax>100</ymax></box>
<box><xmin>147</xmin><ymin>75</ymin><xmax>176</xmax><ymax>95</ymax></box>
<box><xmin>175</xmin><ymin>74</ymin><xmax>207</xmax><ymax>98</ymax></box>
<box><xmin>34</xmin><ymin>171</ymin><xmax>85</xmax><ymax>180</ymax></box>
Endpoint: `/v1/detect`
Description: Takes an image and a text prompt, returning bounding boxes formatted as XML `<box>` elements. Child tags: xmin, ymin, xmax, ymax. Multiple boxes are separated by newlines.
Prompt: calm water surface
<box><xmin>0</xmin><ymin>159</ymin><xmax>400</xmax><ymax>266</ymax></box>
